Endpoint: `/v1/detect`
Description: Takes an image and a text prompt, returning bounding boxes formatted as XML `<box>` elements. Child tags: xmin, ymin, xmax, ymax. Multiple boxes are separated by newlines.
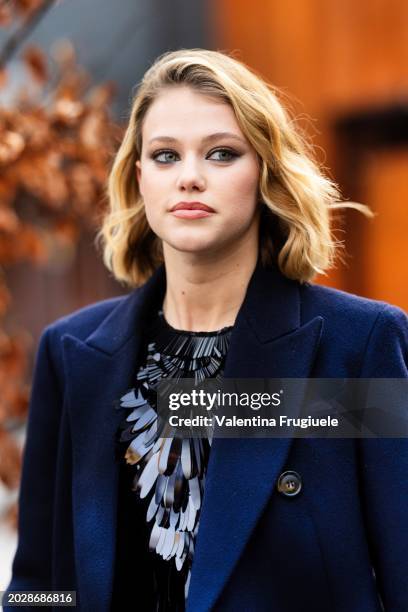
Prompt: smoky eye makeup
<box><xmin>206</xmin><ymin>147</ymin><xmax>242</xmax><ymax>160</ymax></box>
<box><xmin>150</xmin><ymin>150</ymin><xmax>178</xmax><ymax>163</ymax></box>
<box><xmin>149</xmin><ymin>146</ymin><xmax>243</xmax><ymax>164</ymax></box>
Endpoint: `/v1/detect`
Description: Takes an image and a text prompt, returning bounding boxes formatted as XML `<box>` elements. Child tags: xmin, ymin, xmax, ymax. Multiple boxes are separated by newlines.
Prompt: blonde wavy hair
<box><xmin>98</xmin><ymin>48</ymin><xmax>371</xmax><ymax>287</ymax></box>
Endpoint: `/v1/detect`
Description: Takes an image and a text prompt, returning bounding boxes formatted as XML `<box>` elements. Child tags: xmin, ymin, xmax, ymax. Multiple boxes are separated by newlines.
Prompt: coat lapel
<box><xmin>62</xmin><ymin>265</ymin><xmax>167</xmax><ymax>612</ymax></box>
<box><xmin>185</xmin><ymin>262</ymin><xmax>323</xmax><ymax>612</ymax></box>
<box><xmin>62</xmin><ymin>260</ymin><xmax>323</xmax><ymax>612</ymax></box>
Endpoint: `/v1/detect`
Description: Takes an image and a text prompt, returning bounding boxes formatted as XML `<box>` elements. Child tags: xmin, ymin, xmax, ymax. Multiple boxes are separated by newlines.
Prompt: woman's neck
<box><xmin>162</xmin><ymin>242</ymin><xmax>259</xmax><ymax>332</ymax></box>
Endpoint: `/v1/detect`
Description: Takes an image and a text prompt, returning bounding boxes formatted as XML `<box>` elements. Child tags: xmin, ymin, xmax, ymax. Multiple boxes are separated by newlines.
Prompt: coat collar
<box><xmin>85</xmin><ymin>256</ymin><xmax>301</xmax><ymax>355</ymax></box>
<box><xmin>61</xmin><ymin>259</ymin><xmax>323</xmax><ymax>612</ymax></box>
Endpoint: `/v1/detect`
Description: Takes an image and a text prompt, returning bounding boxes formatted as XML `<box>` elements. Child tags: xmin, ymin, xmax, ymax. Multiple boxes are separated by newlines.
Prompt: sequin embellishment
<box><xmin>115</xmin><ymin>309</ymin><xmax>233</xmax><ymax>601</ymax></box>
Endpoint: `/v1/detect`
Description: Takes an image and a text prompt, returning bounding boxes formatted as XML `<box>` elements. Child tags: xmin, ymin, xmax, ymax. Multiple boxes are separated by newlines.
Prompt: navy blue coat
<box><xmin>5</xmin><ymin>260</ymin><xmax>408</xmax><ymax>611</ymax></box>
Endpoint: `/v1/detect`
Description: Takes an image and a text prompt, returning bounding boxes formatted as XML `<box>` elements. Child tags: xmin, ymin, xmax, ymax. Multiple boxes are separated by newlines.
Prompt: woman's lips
<box><xmin>171</xmin><ymin>209</ymin><xmax>214</xmax><ymax>219</ymax></box>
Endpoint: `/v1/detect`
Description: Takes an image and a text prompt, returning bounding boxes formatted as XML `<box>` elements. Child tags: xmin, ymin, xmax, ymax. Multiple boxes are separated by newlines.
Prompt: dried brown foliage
<box><xmin>0</xmin><ymin>2</ymin><xmax>124</xmax><ymax>521</ymax></box>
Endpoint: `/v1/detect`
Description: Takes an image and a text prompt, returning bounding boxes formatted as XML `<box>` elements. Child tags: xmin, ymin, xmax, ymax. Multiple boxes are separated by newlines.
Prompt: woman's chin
<box><xmin>163</xmin><ymin>235</ymin><xmax>226</xmax><ymax>257</ymax></box>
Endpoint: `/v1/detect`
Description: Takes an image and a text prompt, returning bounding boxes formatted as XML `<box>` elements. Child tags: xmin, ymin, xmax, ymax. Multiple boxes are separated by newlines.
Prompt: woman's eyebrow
<box><xmin>147</xmin><ymin>132</ymin><xmax>247</xmax><ymax>145</ymax></box>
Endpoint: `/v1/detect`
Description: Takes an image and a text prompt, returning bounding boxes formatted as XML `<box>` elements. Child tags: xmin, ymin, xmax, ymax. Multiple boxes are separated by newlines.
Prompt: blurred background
<box><xmin>0</xmin><ymin>0</ymin><xmax>407</xmax><ymax>591</ymax></box>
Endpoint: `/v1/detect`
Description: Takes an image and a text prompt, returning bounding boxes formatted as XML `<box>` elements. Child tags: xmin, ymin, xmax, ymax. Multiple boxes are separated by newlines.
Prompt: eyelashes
<box><xmin>209</xmin><ymin>149</ymin><xmax>240</xmax><ymax>162</ymax></box>
<box><xmin>151</xmin><ymin>150</ymin><xmax>178</xmax><ymax>164</ymax></box>
<box><xmin>150</xmin><ymin>147</ymin><xmax>241</xmax><ymax>164</ymax></box>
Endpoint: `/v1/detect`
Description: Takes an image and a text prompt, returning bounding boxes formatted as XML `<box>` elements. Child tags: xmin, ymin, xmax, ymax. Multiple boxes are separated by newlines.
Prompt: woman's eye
<box><xmin>153</xmin><ymin>150</ymin><xmax>179</xmax><ymax>164</ymax></box>
<box><xmin>151</xmin><ymin>148</ymin><xmax>239</xmax><ymax>164</ymax></box>
<box><xmin>208</xmin><ymin>148</ymin><xmax>238</xmax><ymax>162</ymax></box>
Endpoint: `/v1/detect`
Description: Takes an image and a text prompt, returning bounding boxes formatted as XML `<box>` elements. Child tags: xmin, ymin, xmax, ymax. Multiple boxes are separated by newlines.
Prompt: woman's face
<box><xmin>135</xmin><ymin>86</ymin><xmax>261</xmax><ymax>259</ymax></box>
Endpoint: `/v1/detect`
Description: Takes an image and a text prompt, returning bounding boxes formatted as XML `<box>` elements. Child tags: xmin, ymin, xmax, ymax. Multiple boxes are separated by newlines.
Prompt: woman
<box><xmin>5</xmin><ymin>49</ymin><xmax>408</xmax><ymax>612</ymax></box>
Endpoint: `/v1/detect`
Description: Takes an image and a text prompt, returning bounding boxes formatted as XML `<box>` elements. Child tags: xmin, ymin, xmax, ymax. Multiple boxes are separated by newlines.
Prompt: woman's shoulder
<box><xmin>43</xmin><ymin>293</ymin><xmax>129</xmax><ymax>343</ymax></box>
<box><xmin>301</xmin><ymin>283</ymin><xmax>408</xmax><ymax>378</ymax></box>
<box><xmin>301</xmin><ymin>282</ymin><xmax>407</xmax><ymax>376</ymax></box>
<box><xmin>301</xmin><ymin>281</ymin><xmax>407</xmax><ymax>328</ymax></box>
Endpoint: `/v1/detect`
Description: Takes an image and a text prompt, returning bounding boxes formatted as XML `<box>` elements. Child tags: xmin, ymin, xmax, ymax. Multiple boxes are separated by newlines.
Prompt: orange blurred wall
<box><xmin>212</xmin><ymin>0</ymin><xmax>408</xmax><ymax>310</ymax></box>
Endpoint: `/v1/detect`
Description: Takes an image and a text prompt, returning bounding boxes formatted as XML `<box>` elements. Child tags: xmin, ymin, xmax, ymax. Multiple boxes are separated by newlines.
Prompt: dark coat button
<box><xmin>277</xmin><ymin>470</ymin><xmax>302</xmax><ymax>497</ymax></box>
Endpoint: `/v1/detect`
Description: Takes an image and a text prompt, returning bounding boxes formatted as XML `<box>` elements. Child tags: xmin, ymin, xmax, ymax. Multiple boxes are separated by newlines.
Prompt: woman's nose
<box><xmin>175</xmin><ymin>157</ymin><xmax>206</xmax><ymax>191</ymax></box>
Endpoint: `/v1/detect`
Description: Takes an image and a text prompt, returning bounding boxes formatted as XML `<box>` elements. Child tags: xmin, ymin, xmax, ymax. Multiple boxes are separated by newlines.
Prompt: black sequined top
<box><xmin>111</xmin><ymin>308</ymin><xmax>234</xmax><ymax>611</ymax></box>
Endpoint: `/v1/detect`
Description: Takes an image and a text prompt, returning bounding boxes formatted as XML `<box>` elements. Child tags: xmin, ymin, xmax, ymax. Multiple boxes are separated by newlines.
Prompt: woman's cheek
<box><xmin>222</xmin><ymin>165</ymin><xmax>259</xmax><ymax>203</ymax></box>
<box><xmin>144</xmin><ymin>199</ymin><xmax>164</xmax><ymax>235</ymax></box>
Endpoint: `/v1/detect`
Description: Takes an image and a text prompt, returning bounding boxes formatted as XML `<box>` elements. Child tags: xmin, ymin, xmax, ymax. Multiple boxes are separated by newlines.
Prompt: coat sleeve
<box><xmin>358</xmin><ymin>303</ymin><xmax>408</xmax><ymax>612</ymax></box>
<box><xmin>4</xmin><ymin>324</ymin><xmax>65</xmax><ymax>606</ymax></box>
